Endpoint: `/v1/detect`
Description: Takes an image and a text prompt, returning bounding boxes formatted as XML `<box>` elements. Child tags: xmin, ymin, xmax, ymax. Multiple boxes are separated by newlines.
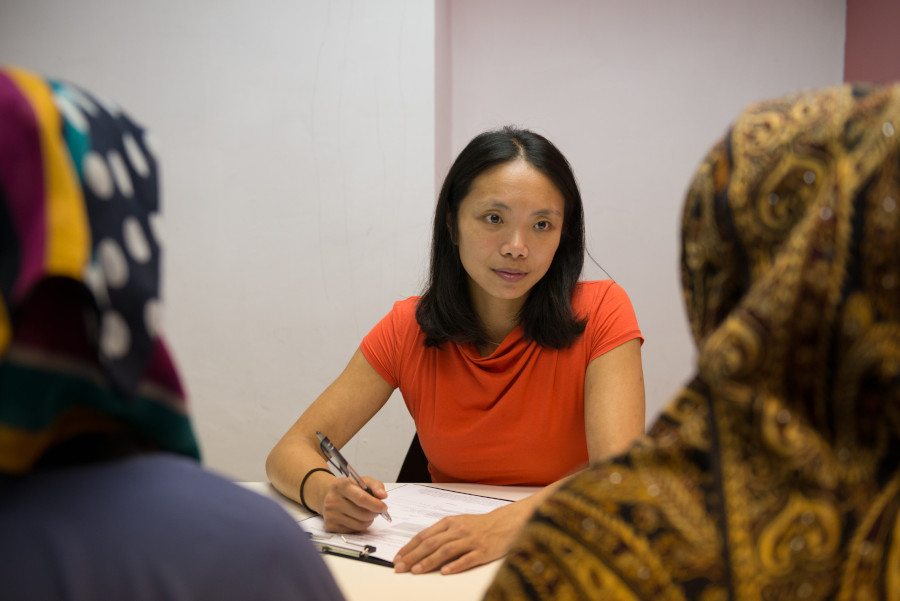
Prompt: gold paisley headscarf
<box><xmin>485</xmin><ymin>84</ymin><xmax>900</xmax><ymax>601</ymax></box>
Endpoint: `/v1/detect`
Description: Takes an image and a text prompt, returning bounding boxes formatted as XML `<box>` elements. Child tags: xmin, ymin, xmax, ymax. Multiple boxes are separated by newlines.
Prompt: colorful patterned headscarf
<box><xmin>486</xmin><ymin>84</ymin><xmax>900</xmax><ymax>600</ymax></box>
<box><xmin>0</xmin><ymin>66</ymin><xmax>199</xmax><ymax>474</ymax></box>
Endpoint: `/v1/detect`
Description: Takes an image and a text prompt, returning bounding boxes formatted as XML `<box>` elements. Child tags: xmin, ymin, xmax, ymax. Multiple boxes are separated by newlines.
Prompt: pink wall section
<box><xmin>845</xmin><ymin>0</ymin><xmax>900</xmax><ymax>83</ymax></box>
<box><xmin>438</xmin><ymin>0</ymin><xmax>845</xmax><ymax>419</ymax></box>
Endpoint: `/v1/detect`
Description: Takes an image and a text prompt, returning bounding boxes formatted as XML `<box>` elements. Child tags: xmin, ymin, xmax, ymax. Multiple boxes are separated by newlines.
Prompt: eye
<box><xmin>485</xmin><ymin>214</ymin><xmax>502</xmax><ymax>225</ymax></box>
<box><xmin>534</xmin><ymin>220</ymin><xmax>552</xmax><ymax>231</ymax></box>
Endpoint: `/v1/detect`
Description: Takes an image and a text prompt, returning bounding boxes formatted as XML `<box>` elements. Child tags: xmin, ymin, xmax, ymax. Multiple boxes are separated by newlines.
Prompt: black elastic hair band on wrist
<box><xmin>299</xmin><ymin>467</ymin><xmax>333</xmax><ymax>514</ymax></box>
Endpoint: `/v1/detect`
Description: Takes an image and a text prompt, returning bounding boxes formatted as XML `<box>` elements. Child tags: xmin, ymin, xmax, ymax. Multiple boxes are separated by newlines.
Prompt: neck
<box><xmin>472</xmin><ymin>300</ymin><xmax>523</xmax><ymax>344</ymax></box>
<box><xmin>465</xmin><ymin>277</ymin><xmax>529</xmax><ymax>342</ymax></box>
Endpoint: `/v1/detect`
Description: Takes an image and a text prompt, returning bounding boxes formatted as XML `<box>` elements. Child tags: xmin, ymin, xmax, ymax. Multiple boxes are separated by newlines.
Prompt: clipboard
<box><xmin>307</xmin><ymin>533</ymin><xmax>394</xmax><ymax>567</ymax></box>
<box><xmin>299</xmin><ymin>484</ymin><xmax>513</xmax><ymax>568</ymax></box>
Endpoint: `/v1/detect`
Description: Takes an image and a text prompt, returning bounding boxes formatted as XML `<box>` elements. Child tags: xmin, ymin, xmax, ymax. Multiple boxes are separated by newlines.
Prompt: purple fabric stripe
<box><xmin>0</xmin><ymin>71</ymin><xmax>48</xmax><ymax>303</ymax></box>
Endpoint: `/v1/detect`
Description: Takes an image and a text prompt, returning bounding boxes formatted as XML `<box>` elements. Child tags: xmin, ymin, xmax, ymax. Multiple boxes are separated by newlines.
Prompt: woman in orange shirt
<box><xmin>266</xmin><ymin>126</ymin><xmax>646</xmax><ymax>574</ymax></box>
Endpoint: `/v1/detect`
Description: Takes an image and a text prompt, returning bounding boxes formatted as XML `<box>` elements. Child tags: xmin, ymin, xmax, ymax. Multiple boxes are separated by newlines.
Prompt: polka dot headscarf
<box><xmin>1</xmin><ymin>66</ymin><xmax>161</xmax><ymax>393</ymax></box>
<box><xmin>0</xmin><ymin>66</ymin><xmax>198</xmax><ymax>473</ymax></box>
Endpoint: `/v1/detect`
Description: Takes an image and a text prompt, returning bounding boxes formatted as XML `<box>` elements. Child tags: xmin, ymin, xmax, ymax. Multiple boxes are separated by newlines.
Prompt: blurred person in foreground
<box><xmin>485</xmin><ymin>83</ymin><xmax>900</xmax><ymax>600</ymax></box>
<box><xmin>0</xmin><ymin>65</ymin><xmax>344</xmax><ymax>601</ymax></box>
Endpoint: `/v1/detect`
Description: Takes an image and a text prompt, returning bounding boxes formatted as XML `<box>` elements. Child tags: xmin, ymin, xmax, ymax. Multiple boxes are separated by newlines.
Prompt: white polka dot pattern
<box><xmin>97</xmin><ymin>238</ymin><xmax>129</xmax><ymax>289</ymax></box>
<box><xmin>55</xmin><ymin>94</ymin><xmax>89</xmax><ymax>133</ymax></box>
<box><xmin>49</xmin><ymin>80</ymin><xmax>165</xmax><ymax>392</ymax></box>
<box><xmin>123</xmin><ymin>217</ymin><xmax>151</xmax><ymax>263</ymax></box>
<box><xmin>67</xmin><ymin>86</ymin><xmax>100</xmax><ymax>116</ymax></box>
<box><xmin>0</xmin><ymin>69</ymin><xmax>197</xmax><ymax>462</ymax></box>
<box><xmin>107</xmin><ymin>150</ymin><xmax>133</xmax><ymax>198</ymax></box>
<box><xmin>123</xmin><ymin>132</ymin><xmax>150</xmax><ymax>177</ymax></box>
<box><xmin>83</xmin><ymin>152</ymin><xmax>114</xmax><ymax>200</ymax></box>
<box><xmin>82</xmin><ymin>262</ymin><xmax>110</xmax><ymax>307</ymax></box>
<box><xmin>100</xmin><ymin>310</ymin><xmax>130</xmax><ymax>359</ymax></box>
<box><xmin>92</xmin><ymin>92</ymin><xmax>120</xmax><ymax>117</ymax></box>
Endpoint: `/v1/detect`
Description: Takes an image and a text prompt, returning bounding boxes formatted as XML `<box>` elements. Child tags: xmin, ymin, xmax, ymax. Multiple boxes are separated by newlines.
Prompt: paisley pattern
<box><xmin>485</xmin><ymin>84</ymin><xmax>900</xmax><ymax>600</ymax></box>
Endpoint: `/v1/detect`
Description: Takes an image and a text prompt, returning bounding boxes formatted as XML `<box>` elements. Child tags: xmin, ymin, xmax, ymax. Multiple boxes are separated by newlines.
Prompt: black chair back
<box><xmin>396</xmin><ymin>433</ymin><xmax>430</xmax><ymax>482</ymax></box>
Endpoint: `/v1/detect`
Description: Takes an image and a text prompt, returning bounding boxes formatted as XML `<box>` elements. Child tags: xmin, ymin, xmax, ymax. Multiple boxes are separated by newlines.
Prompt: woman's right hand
<box><xmin>320</xmin><ymin>475</ymin><xmax>390</xmax><ymax>532</ymax></box>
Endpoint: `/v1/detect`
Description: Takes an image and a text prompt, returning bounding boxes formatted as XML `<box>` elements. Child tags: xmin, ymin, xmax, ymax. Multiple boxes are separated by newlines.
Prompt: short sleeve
<box><xmin>584</xmin><ymin>281</ymin><xmax>643</xmax><ymax>361</ymax></box>
<box><xmin>359</xmin><ymin>298</ymin><xmax>420</xmax><ymax>389</ymax></box>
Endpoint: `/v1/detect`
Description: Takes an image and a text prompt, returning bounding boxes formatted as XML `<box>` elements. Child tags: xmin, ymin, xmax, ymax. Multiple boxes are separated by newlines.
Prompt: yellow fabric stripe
<box><xmin>0</xmin><ymin>407</ymin><xmax>126</xmax><ymax>474</ymax></box>
<box><xmin>4</xmin><ymin>67</ymin><xmax>89</xmax><ymax>279</ymax></box>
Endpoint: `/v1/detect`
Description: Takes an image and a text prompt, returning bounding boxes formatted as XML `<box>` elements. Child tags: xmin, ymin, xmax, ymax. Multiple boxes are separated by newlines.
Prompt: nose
<box><xmin>501</xmin><ymin>229</ymin><xmax>528</xmax><ymax>259</ymax></box>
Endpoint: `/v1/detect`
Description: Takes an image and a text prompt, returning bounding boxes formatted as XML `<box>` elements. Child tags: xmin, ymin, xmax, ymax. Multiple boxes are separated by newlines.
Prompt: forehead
<box><xmin>463</xmin><ymin>160</ymin><xmax>564</xmax><ymax>213</ymax></box>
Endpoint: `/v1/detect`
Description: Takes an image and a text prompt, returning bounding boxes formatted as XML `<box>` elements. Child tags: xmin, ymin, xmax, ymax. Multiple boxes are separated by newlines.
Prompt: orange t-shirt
<box><xmin>360</xmin><ymin>280</ymin><xmax>643</xmax><ymax>486</ymax></box>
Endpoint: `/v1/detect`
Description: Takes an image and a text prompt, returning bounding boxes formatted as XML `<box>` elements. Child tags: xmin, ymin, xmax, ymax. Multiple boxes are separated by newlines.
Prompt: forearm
<box><xmin>265</xmin><ymin>348</ymin><xmax>394</xmax><ymax>512</ymax></box>
<box><xmin>474</xmin><ymin>476</ymin><xmax>579</xmax><ymax>555</ymax></box>
<box><xmin>495</xmin><ymin>472</ymin><xmax>586</xmax><ymax>552</ymax></box>
<box><xmin>508</xmin><ymin>476</ymin><xmax>568</xmax><ymax>521</ymax></box>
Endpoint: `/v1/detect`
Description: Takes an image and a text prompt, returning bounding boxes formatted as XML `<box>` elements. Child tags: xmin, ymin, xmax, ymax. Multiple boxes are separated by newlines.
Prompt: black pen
<box><xmin>316</xmin><ymin>431</ymin><xmax>392</xmax><ymax>522</ymax></box>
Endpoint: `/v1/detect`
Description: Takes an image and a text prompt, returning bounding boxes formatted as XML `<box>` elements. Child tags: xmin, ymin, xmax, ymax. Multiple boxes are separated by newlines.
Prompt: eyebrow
<box><xmin>479</xmin><ymin>200</ymin><xmax>563</xmax><ymax>218</ymax></box>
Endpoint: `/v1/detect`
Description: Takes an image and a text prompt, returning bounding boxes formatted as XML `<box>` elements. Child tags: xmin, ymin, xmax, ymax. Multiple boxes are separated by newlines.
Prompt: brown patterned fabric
<box><xmin>485</xmin><ymin>84</ymin><xmax>900</xmax><ymax>601</ymax></box>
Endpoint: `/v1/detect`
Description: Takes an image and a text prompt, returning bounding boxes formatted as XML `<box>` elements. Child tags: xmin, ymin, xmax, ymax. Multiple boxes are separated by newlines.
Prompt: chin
<box><xmin>493</xmin><ymin>287</ymin><xmax>531</xmax><ymax>301</ymax></box>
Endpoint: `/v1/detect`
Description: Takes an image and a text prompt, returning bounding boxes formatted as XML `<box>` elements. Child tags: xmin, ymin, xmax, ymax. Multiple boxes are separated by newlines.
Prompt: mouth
<box><xmin>493</xmin><ymin>269</ymin><xmax>527</xmax><ymax>283</ymax></box>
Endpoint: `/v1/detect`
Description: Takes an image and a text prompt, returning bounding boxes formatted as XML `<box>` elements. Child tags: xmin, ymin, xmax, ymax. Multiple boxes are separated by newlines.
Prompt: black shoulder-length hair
<box><xmin>415</xmin><ymin>126</ymin><xmax>587</xmax><ymax>349</ymax></box>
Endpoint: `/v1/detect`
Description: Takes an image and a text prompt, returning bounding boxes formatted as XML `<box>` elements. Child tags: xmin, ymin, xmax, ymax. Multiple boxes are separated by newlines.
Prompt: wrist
<box><xmin>299</xmin><ymin>467</ymin><xmax>333</xmax><ymax>514</ymax></box>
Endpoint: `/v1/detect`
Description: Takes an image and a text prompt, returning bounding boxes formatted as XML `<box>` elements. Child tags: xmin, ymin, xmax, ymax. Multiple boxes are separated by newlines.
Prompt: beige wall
<box><xmin>1</xmin><ymin>0</ymin><xmax>848</xmax><ymax>481</ymax></box>
<box><xmin>0</xmin><ymin>0</ymin><xmax>433</xmax><ymax>481</ymax></box>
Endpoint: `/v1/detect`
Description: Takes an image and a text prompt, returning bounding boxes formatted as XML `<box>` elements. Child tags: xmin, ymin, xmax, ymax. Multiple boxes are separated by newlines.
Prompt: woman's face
<box><xmin>454</xmin><ymin>159</ymin><xmax>565</xmax><ymax>314</ymax></box>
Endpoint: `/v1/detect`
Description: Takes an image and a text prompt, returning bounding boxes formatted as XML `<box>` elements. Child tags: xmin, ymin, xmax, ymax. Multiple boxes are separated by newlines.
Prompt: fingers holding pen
<box><xmin>360</xmin><ymin>476</ymin><xmax>388</xmax><ymax>501</ymax></box>
<box><xmin>321</xmin><ymin>476</ymin><xmax>388</xmax><ymax>532</ymax></box>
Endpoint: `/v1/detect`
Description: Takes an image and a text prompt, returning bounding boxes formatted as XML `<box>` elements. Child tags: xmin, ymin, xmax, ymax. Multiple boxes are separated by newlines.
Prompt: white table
<box><xmin>239</xmin><ymin>482</ymin><xmax>537</xmax><ymax>601</ymax></box>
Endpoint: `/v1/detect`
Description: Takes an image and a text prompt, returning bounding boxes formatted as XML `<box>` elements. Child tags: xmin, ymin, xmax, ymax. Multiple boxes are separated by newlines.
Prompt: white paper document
<box><xmin>300</xmin><ymin>484</ymin><xmax>512</xmax><ymax>565</ymax></box>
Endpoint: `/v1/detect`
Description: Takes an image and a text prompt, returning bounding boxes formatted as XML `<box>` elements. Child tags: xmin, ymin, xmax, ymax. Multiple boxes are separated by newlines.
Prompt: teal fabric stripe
<box><xmin>0</xmin><ymin>362</ymin><xmax>200</xmax><ymax>460</ymax></box>
<box><xmin>49</xmin><ymin>80</ymin><xmax>90</xmax><ymax>179</ymax></box>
